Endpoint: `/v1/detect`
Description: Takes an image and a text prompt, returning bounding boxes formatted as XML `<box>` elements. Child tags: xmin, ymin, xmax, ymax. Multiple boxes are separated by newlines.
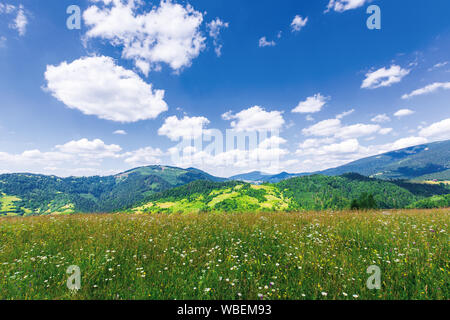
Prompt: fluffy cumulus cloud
<box><xmin>389</xmin><ymin>136</ymin><xmax>428</xmax><ymax>150</ymax></box>
<box><xmin>302</xmin><ymin>116</ymin><xmax>392</xmax><ymax>140</ymax></box>
<box><xmin>419</xmin><ymin>118</ymin><xmax>450</xmax><ymax>140</ymax></box>
<box><xmin>394</xmin><ymin>109</ymin><xmax>415</xmax><ymax>118</ymax></box>
<box><xmin>292</xmin><ymin>94</ymin><xmax>329</xmax><ymax>114</ymax></box>
<box><xmin>207</xmin><ymin>18</ymin><xmax>229</xmax><ymax>57</ymax></box>
<box><xmin>335</xmin><ymin>123</ymin><xmax>381</xmax><ymax>139</ymax></box>
<box><xmin>55</xmin><ymin>138</ymin><xmax>122</xmax><ymax>159</ymax></box>
<box><xmin>291</xmin><ymin>15</ymin><xmax>308</xmax><ymax>32</ymax></box>
<box><xmin>0</xmin><ymin>138</ymin><xmax>126</xmax><ymax>176</ymax></box>
<box><xmin>361</xmin><ymin>65</ymin><xmax>410</xmax><ymax>89</ymax></box>
<box><xmin>113</xmin><ymin>130</ymin><xmax>127</xmax><ymax>135</ymax></box>
<box><xmin>325</xmin><ymin>0</ymin><xmax>368</xmax><ymax>13</ymax></box>
<box><xmin>44</xmin><ymin>56</ymin><xmax>168</xmax><ymax>123</ymax></box>
<box><xmin>259</xmin><ymin>37</ymin><xmax>276</xmax><ymax>47</ymax></box>
<box><xmin>83</xmin><ymin>0</ymin><xmax>206</xmax><ymax>74</ymax></box>
<box><xmin>302</xmin><ymin>118</ymin><xmax>342</xmax><ymax>137</ymax></box>
<box><xmin>168</xmin><ymin>135</ymin><xmax>291</xmax><ymax>176</ymax></box>
<box><xmin>402</xmin><ymin>82</ymin><xmax>450</xmax><ymax>99</ymax></box>
<box><xmin>223</xmin><ymin>106</ymin><xmax>285</xmax><ymax>132</ymax></box>
<box><xmin>158</xmin><ymin>115</ymin><xmax>211</xmax><ymax>141</ymax></box>
<box><xmin>123</xmin><ymin>146</ymin><xmax>164</xmax><ymax>166</ymax></box>
<box><xmin>0</xmin><ymin>3</ymin><xmax>28</xmax><ymax>36</ymax></box>
<box><xmin>371</xmin><ymin>114</ymin><xmax>391</xmax><ymax>123</ymax></box>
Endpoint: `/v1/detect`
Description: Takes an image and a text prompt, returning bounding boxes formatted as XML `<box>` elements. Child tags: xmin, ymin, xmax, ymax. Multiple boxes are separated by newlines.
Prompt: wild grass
<box><xmin>0</xmin><ymin>209</ymin><xmax>448</xmax><ymax>300</ymax></box>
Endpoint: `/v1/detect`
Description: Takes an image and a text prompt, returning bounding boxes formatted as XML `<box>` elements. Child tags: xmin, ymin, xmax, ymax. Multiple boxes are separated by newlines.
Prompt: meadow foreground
<box><xmin>0</xmin><ymin>209</ymin><xmax>448</xmax><ymax>300</ymax></box>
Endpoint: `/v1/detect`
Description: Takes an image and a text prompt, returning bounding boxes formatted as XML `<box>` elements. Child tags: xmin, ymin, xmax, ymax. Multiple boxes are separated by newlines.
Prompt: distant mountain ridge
<box><xmin>232</xmin><ymin>140</ymin><xmax>450</xmax><ymax>182</ymax></box>
<box><xmin>318</xmin><ymin>140</ymin><xmax>450</xmax><ymax>180</ymax></box>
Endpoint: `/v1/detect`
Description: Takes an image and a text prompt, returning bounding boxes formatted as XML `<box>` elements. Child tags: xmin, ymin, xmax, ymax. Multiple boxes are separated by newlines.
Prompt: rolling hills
<box><xmin>0</xmin><ymin>166</ymin><xmax>224</xmax><ymax>216</ymax></box>
<box><xmin>0</xmin><ymin>140</ymin><xmax>449</xmax><ymax>216</ymax></box>
<box><xmin>129</xmin><ymin>173</ymin><xmax>450</xmax><ymax>214</ymax></box>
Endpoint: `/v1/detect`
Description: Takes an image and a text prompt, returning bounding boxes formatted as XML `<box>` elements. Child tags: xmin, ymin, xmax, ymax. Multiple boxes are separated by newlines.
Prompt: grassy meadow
<box><xmin>0</xmin><ymin>209</ymin><xmax>448</xmax><ymax>300</ymax></box>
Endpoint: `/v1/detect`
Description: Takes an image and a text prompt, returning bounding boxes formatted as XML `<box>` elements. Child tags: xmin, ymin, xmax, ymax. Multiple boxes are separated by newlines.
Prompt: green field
<box><xmin>0</xmin><ymin>209</ymin><xmax>448</xmax><ymax>300</ymax></box>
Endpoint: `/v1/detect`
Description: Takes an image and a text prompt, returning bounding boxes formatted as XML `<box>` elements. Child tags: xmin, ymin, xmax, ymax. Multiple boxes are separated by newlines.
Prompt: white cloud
<box><xmin>12</xmin><ymin>5</ymin><xmax>27</xmax><ymax>36</ymax></box>
<box><xmin>298</xmin><ymin>138</ymin><xmax>336</xmax><ymax>150</ymax></box>
<box><xmin>123</xmin><ymin>147</ymin><xmax>163</xmax><ymax>166</ymax></box>
<box><xmin>336</xmin><ymin>109</ymin><xmax>355</xmax><ymax>119</ymax></box>
<box><xmin>361</xmin><ymin>65</ymin><xmax>410</xmax><ymax>89</ymax></box>
<box><xmin>259</xmin><ymin>136</ymin><xmax>287</xmax><ymax>149</ymax></box>
<box><xmin>158</xmin><ymin>115</ymin><xmax>210</xmax><ymax>141</ymax></box>
<box><xmin>379</xmin><ymin>128</ymin><xmax>393</xmax><ymax>135</ymax></box>
<box><xmin>0</xmin><ymin>3</ymin><xmax>27</xmax><ymax>36</ymax></box>
<box><xmin>292</xmin><ymin>94</ymin><xmax>329</xmax><ymax>114</ymax></box>
<box><xmin>320</xmin><ymin>139</ymin><xmax>360</xmax><ymax>154</ymax></box>
<box><xmin>419</xmin><ymin>118</ymin><xmax>450</xmax><ymax>140</ymax></box>
<box><xmin>0</xmin><ymin>3</ymin><xmax>16</xmax><ymax>14</ymax></box>
<box><xmin>325</xmin><ymin>0</ymin><xmax>368</xmax><ymax>13</ymax></box>
<box><xmin>168</xmin><ymin>135</ymin><xmax>290</xmax><ymax>176</ymax></box>
<box><xmin>428</xmin><ymin>61</ymin><xmax>448</xmax><ymax>71</ymax></box>
<box><xmin>207</xmin><ymin>18</ymin><xmax>229</xmax><ymax>57</ymax></box>
<box><xmin>225</xmin><ymin>106</ymin><xmax>285</xmax><ymax>132</ymax></box>
<box><xmin>402</xmin><ymin>82</ymin><xmax>450</xmax><ymax>99</ymax></box>
<box><xmin>259</xmin><ymin>37</ymin><xmax>276</xmax><ymax>47</ymax></box>
<box><xmin>113</xmin><ymin>130</ymin><xmax>127</xmax><ymax>135</ymax></box>
<box><xmin>302</xmin><ymin>119</ymin><xmax>342</xmax><ymax>137</ymax></box>
<box><xmin>55</xmin><ymin>138</ymin><xmax>122</xmax><ymax>159</ymax></box>
<box><xmin>83</xmin><ymin>0</ymin><xmax>206</xmax><ymax>74</ymax></box>
<box><xmin>291</xmin><ymin>15</ymin><xmax>308</xmax><ymax>32</ymax></box>
<box><xmin>371</xmin><ymin>114</ymin><xmax>391</xmax><ymax>123</ymax></box>
<box><xmin>303</xmin><ymin>117</ymin><xmax>390</xmax><ymax>139</ymax></box>
<box><xmin>389</xmin><ymin>136</ymin><xmax>428</xmax><ymax>150</ymax></box>
<box><xmin>0</xmin><ymin>36</ymin><xmax>6</xmax><ymax>48</ymax></box>
<box><xmin>44</xmin><ymin>56</ymin><xmax>168</xmax><ymax>123</ymax></box>
<box><xmin>296</xmin><ymin>139</ymin><xmax>363</xmax><ymax>161</ymax></box>
<box><xmin>0</xmin><ymin>138</ymin><xmax>126</xmax><ymax>176</ymax></box>
<box><xmin>394</xmin><ymin>109</ymin><xmax>415</xmax><ymax>117</ymax></box>
<box><xmin>335</xmin><ymin>123</ymin><xmax>381</xmax><ymax>139</ymax></box>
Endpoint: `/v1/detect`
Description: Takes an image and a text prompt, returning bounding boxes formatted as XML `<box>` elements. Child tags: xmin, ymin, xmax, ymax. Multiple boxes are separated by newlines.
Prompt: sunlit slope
<box><xmin>0</xmin><ymin>166</ymin><xmax>224</xmax><ymax>216</ymax></box>
<box><xmin>131</xmin><ymin>174</ymin><xmax>450</xmax><ymax>213</ymax></box>
<box><xmin>131</xmin><ymin>181</ymin><xmax>292</xmax><ymax>214</ymax></box>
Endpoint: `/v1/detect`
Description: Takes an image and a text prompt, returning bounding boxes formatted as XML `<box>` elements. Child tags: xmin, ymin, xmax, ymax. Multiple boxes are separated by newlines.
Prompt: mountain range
<box><xmin>231</xmin><ymin>140</ymin><xmax>450</xmax><ymax>183</ymax></box>
<box><xmin>0</xmin><ymin>140</ymin><xmax>449</xmax><ymax>216</ymax></box>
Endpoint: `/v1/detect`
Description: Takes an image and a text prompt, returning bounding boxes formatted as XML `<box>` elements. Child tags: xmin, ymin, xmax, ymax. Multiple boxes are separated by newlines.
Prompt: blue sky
<box><xmin>0</xmin><ymin>0</ymin><xmax>449</xmax><ymax>177</ymax></box>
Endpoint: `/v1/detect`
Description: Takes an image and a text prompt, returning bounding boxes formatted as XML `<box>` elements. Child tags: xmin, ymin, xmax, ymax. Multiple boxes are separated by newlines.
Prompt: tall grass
<box><xmin>0</xmin><ymin>209</ymin><xmax>448</xmax><ymax>300</ymax></box>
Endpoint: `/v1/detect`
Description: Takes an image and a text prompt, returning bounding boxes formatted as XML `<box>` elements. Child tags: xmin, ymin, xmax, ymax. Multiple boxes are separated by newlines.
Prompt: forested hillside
<box><xmin>0</xmin><ymin>166</ymin><xmax>224</xmax><ymax>216</ymax></box>
<box><xmin>130</xmin><ymin>173</ymin><xmax>450</xmax><ymax>214</ymax></box>
<box><xmin>1</xmin><ymin>162</ymin><xmax>449</xmax><ymax>216</ymax></box>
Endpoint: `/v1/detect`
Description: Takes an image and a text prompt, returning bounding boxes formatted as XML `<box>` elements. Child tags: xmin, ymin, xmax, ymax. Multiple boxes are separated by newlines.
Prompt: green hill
<box><xmin>130</xmin><ymin>173</ymin><xmax>450</xmax><ymax>214</ymax></box>
<box><xmin>0</xmin><ymin>166</ymin><xmax>224</xmax><ymax>216</ymax></box>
